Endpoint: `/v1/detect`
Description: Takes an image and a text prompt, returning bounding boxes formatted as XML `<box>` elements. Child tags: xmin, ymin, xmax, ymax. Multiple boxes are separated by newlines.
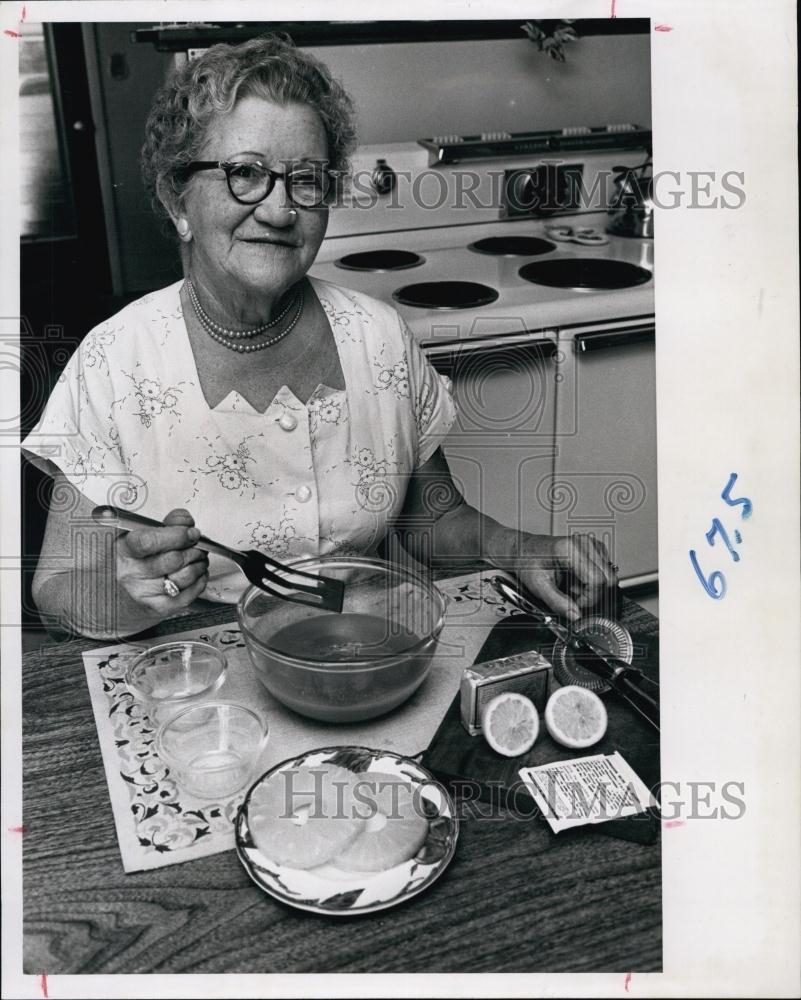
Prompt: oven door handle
<box><xmin>423</xmin><ymin>331</ymin><xmax>557</xmax><ymax>363</ymax></box>
<box><xmin>573</xmin><ymin>325</ymin><xmax>655</xmax><ymax>353</ymax></box>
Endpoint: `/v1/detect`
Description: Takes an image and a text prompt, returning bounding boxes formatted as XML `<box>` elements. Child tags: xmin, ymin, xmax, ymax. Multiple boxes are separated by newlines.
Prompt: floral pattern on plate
<box><xmin>235</xmin><ymin>746</ymin><xmax>459</xmax><ymax>915</ymax></box>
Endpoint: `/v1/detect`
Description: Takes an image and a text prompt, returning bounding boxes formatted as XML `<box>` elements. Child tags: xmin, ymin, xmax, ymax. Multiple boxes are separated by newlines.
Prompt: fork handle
<box><xmin>91</xmin><ymin>505</ymin><xmax>246</xmax><ymax>568</ymax></box>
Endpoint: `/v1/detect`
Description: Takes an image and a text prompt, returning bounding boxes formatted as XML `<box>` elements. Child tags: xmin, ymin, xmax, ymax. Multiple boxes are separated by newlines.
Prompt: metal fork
<box><xmin>92</xmin><ymin>505</ymin><xmax>345</xmax><ymax>612</ymax></box>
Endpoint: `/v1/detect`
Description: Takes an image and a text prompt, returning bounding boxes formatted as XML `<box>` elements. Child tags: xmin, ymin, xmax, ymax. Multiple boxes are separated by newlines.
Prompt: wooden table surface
<box><xmin>22</xmin><ymin>589</ymin><xmax>662</xmax><ymax>975</ymax></box>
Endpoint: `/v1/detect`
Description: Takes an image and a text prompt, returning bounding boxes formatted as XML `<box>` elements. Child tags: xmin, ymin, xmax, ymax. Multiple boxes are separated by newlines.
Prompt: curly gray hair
<box><xmin>141</xmin><ymin>33</ymin><xmax>357</xmax><ymax>220</ymax></box>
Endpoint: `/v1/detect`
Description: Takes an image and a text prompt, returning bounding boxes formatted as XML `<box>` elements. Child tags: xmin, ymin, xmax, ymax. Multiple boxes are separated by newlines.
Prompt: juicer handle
<box><xmin>617</xmin><ymin>674</ymin><xmax>660</xmax><ymax>730</ymax></box>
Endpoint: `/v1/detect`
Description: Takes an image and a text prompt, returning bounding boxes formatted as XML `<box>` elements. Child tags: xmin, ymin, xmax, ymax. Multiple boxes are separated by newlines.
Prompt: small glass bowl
<box><xmin>125</xmin><ymin>641</ymin><xmax>227</xmax><ymax>727</ymax></box>
<box><xmin>155</xmin><ymin>702</ymin><xmax>269</xmax><ymax>800</ymax></box>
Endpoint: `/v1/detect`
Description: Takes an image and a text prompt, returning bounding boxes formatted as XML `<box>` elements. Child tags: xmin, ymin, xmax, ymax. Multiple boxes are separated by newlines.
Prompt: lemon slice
<box><xmin>545</xmin><ymin>685</ymin><xmax>608</xmax><ymax>749</ymax></box>
<box><xmin>481</xmin><ymin>692</ymin><xmax>540</xmax><ymax>757</ymax></box>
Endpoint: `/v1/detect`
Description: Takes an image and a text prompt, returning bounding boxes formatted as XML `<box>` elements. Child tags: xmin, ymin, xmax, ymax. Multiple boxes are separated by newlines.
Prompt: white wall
<box><xmin>309</xmin><ymin>35</ymin><xmax>651</xmax><ymax>144</ymax></box>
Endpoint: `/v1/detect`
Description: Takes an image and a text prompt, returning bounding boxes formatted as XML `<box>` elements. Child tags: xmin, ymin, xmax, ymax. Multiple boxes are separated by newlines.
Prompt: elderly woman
<box><xmin>24</xmin><ymin>35</ymin><xmax>615</xmax><ymax>640</ymax></box>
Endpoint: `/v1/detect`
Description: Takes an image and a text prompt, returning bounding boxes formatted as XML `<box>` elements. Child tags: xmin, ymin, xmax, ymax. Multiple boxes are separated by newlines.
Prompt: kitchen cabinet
<box><xmin>426</xmin><ymin>316</ymin><xmax>658</xmax><ymax>586</ymax></box>
<box><xmin>550</xmin><ymin>319</ymin><xmax>658</xmax><ymax>584</ymax></box>
<box><xmin>427</xmin><ymin>335</ymin><xmax>558</xmax><ymax>542</ymax></box>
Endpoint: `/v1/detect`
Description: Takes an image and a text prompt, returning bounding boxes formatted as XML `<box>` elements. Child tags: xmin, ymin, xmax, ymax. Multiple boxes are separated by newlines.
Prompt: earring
<box><xmin>288</xmin><ymin>209</ymin><xmax>298</xmax><ymax>220</ymax></box>
<box><xmin>176</xmin><ymin>218</ymin><xmax>191</xmax><ymax>241</ymax></box>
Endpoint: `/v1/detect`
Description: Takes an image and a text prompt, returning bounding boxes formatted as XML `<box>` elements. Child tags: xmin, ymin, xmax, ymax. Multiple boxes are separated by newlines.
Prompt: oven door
<box><xmin>551</xmin><ymin>319</ymin><xmax>658</xmax><ymax>588</ymax></box>
<box><xmin>424</xmin><ymin>332</ymin><xmax>559</xmax><ymax>541</ymax></box>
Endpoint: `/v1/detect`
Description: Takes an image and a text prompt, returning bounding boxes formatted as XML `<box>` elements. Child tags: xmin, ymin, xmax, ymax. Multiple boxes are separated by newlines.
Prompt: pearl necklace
<box><xmin>185</xmin><ymin>281</ymin><xmax>305</xmax><ymax>353</ymax></box>
<box><xmin>185</xmin><ymin>278</ymin><xmax>299</xmax><ymax>338</ymax></box>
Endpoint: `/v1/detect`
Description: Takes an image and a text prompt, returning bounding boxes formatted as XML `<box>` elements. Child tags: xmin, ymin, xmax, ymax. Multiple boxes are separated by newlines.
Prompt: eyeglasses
<box><xmin>177</xmin><ymin>160</ymin><xmax>342</xmax><ymax>208</ymax></box>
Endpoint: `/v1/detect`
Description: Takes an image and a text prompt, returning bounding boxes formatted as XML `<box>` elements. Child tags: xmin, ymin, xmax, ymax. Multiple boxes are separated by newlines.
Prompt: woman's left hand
<box><xmin>512</xmin><ymin>532</ymin><xmax>618</xmax><ymax>622</ymax></box>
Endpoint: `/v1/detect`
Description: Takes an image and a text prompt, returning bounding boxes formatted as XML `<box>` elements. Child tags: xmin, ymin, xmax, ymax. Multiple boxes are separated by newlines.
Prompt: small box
<box><xmin>460</xmin><ymin>650</ymin><xmax>551</xmax><ymax>736</ymax></box>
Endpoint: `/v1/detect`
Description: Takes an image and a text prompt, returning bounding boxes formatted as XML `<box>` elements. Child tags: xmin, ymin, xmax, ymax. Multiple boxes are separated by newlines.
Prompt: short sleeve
<box><xmin>21</xmin><ymin>324</ymin><xmax>142</xmax><ymax>508</ymax></box>
<box><xmin>398</xmin><ymin>316</ymin><xmax>457</xmax><ymax>468</ymax></box>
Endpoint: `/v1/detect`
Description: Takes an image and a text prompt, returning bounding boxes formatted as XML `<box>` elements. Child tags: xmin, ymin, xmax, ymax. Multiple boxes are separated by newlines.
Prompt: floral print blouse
<box><xmin>22</xmin><ymin>277</ymin><xmax>456</xmax><ymax>602</ymax></box>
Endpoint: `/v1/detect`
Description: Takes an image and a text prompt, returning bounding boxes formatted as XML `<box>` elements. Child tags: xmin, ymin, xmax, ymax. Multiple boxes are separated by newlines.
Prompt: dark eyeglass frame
<box><xmin>176</xmin><ymin>159</ymin><xmax>343</xmax><ymax>207</ymax></box>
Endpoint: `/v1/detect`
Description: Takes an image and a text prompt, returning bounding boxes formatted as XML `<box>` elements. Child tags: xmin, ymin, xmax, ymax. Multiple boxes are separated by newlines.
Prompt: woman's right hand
<box><xmin>115</xmin><ymin>508</ymin><xmax>209</xmax><ymax>614</ymax></box>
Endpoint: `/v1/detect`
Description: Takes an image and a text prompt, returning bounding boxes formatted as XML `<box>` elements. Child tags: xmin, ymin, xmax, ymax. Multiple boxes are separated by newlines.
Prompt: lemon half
<box><xmin>545</xmin><ymin>685</ymin><xmax>608</xmax><ymax>749</ymax></box>
<box><xmin>481</xmin><ymin>692</ymin><xmax>540</xmax><ymax>757</ymax></box>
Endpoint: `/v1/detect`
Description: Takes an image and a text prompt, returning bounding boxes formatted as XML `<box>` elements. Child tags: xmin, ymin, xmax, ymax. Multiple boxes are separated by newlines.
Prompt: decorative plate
<box><xmin>235</xmin><ymin>745</ymin><xmax>459</xmax><ymax>916</ymax></box>
<box><xmin>553</xmin><ymin>615</ymin><xmax>634</xmax><ymax>693</ymax></box>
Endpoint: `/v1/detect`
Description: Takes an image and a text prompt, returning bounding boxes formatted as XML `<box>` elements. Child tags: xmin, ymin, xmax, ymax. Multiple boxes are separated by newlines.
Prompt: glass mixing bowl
<box><xmin>237</xmin><ymin>557</ymin><xmax>447</xmax><ymax>723</ymax></box>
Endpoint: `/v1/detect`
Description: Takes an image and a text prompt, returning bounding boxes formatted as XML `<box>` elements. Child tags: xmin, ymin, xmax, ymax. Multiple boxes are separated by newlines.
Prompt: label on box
<box><xmin>460</xmin><ymin>649</ymin><xmax>550</xmax><ymax>735</ymax></box>
<box><xmin>519</xmin><ymin>752</ymin><xmax>657</xmax><ymax>833</ymax></box>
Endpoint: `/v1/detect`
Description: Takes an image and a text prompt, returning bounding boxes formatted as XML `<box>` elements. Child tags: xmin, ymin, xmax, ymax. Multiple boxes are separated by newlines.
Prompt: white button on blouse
<box><xmin>295</xmin><ymin>485</ymin><xmax>312</xmax><ymax>503</ymax></box>
<box><xmin>278</xmin><ymin>412</ymin><xmax>297</xmax><ymax>431</ymax></box>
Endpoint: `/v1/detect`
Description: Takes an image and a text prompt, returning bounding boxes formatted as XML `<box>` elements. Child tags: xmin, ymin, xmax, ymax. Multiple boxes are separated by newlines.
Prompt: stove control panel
<box><xmin>503</xmin><ymin>163</ymin><xmax>585</xmax><ymax>218</ymax></box>
<box><xmin>419</xmin><ymin>124</ymin><xmax>651</xmax><ymax>165</ymax></box>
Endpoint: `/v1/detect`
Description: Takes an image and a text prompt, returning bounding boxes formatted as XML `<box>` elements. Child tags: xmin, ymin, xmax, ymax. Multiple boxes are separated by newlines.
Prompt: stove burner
<box><xmin>335</xmin><ymin>249</ymin><xmax>424</xmax><ymax>272</ymax></box>
<box><xmin>518</xmin><ymin>257</ymin><xmax>652</xmax><ymax>290</ymax></box>
<box><xmin>392</xmin><ymin>281</ymin><xmax>499</xmax><ymax>310</ymax></box>
<box><xmin>468</xmin><ymin>236</ymin><xmax>556</xmax><ymax>257</ymax></box>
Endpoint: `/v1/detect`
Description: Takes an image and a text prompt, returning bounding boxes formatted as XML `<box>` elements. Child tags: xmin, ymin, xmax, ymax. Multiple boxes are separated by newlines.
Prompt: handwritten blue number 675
<box><xmin>689</xmin><ymin>473</ymin><xmax>753</xmax><ymax>600</ymax></box>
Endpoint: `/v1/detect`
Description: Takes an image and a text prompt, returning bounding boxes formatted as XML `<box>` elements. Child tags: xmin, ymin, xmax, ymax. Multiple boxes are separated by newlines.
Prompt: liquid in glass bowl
<box><xmin>238</xmin><ymin>557</ymin><xmax>447</xmax><ymax>723</ymax></box>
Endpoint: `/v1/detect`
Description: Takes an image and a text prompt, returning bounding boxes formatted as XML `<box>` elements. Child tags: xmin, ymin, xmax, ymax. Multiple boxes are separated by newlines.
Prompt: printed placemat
<box><xmin>82</xmin><ymin>571</ymin><xmax>520</xmax><ymax>872</ymax></box>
